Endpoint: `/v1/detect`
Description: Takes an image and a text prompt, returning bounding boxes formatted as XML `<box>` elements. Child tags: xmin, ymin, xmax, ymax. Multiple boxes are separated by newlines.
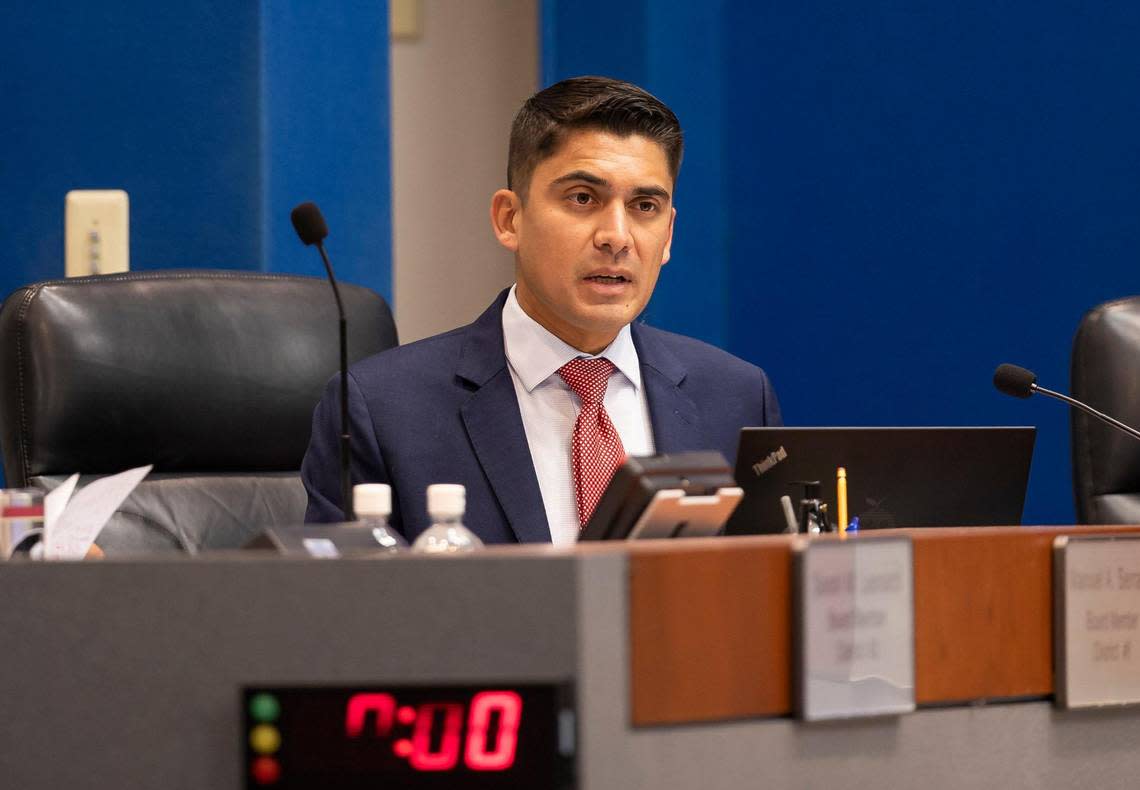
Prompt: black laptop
<box><xmin>724</xmin><ymin>427</ymin><xmax>1036</xmax><ymax>535</ymax></box>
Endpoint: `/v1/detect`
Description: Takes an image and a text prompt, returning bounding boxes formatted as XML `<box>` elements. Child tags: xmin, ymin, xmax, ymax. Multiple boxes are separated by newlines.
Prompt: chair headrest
<box><xmin>1071</xmin><ymin>295</ymin><xmax>1140</xmax><ymax>521</ymax></box>
<box><xmin>0</xmin><ymin>270</ymin><xmax>397</xmax><ymax>485</ymax></box>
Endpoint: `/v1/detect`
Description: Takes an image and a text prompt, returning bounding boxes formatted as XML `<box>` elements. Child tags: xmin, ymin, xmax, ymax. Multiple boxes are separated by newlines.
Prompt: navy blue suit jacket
<box><xmin>301</xmin><ymin>290</ymin><xmax>781</xmax><ymax>543</ymax></box>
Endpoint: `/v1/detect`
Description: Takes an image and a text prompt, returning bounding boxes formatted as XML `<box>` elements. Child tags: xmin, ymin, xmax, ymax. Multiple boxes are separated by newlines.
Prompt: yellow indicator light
<box><xmin>249</xmin><ymin>724</ymin><xmax>282</xmax><ymax>755</ymax></box>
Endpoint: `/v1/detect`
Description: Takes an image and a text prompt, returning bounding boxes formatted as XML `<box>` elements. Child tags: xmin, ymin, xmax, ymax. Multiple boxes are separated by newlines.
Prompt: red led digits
<box><xmin>344</xmin><ymin>693</ymin><xmax>396</xmax><ymax>738</ymax></box>
<box><xmin>465</xmin><ymin>691</ymin><xmax>522</xmax><ymax>770</ymax></box>
<box><xmin>408</xmin><ymin>703</ymin><xmax>464</xmax><ymax>771</ymax></box>
<box><xmin>340</xmin><ymin>690</ymin><xmax>527</xmax><ymax>773</ymax></box>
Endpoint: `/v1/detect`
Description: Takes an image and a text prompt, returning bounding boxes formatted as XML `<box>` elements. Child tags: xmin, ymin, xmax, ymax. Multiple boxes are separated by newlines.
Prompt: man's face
<box><xmin>491</xmin><ymin>130</ymin><xmax>676</xmax><ymax>354</ymax></box>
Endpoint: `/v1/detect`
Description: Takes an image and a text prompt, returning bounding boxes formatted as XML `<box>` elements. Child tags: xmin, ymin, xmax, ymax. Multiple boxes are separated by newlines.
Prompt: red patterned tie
<box><xmin>558</xmin><ymin>357</ymin><xmax>627</xmax><ymax>529</ymax></box>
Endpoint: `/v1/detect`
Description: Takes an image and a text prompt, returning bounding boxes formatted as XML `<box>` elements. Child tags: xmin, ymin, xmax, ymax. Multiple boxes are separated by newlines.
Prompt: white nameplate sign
<box><xmin>1054</xmin><ymin>535</ymin><xmax>1140</xmax><ymax>709</ymax></box>
<box><xmin>795</xmin><ymin>536</ymin><xmax>915</xmax><ymax>721</ymax></box>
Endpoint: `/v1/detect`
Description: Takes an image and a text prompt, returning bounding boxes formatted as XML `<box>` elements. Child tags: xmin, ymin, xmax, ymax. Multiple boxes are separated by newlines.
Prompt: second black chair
<box><xmin>1071</xmin><ymin>295</ymin><xmax>1140</xmax><ymax>524</ymax></box>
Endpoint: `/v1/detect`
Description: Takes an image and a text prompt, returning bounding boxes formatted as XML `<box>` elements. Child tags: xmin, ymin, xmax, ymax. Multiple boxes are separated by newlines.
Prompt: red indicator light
<box><xmin>397</xmin><ymin>705</ymin><xmax>416</xmax><ymax>725</ymax></box>
<box><xmin>345</xmin><ymin>693</ymin><xmax>396</xmax><ymax>738</ymax></box>
<box><xmin>393</xmin><ymin>738</ymin><xmax>413</xmax><ymax>758</ymax></box>
<box><xmin>409</xmin><ymin>703</ymin><xmax>463</xmax><ymax>771</ymax></box>
<box><xmin>465</xmin><ymin>691</ymin><xmax>522</xmax><ymax>771</ymax></box>
<box><xmin>250</xmin><ymin>756</ymin><xmax>281</xmax><ymax>785</ymax></box>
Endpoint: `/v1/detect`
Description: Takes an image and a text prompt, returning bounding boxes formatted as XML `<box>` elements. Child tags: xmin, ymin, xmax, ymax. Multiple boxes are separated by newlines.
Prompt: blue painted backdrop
<box><xmin>2</xmin><ymin>1</ymin><xmax>390</xmax><ymax>296</ymax></box>
<box><xmin>544</xmin><ymin>0</ymin><xmax>1140</xmax><ymax>524</ymax></box>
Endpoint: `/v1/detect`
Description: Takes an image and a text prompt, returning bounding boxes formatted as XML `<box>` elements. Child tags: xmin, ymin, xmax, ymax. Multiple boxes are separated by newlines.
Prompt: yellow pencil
<box><xmin>837</xmin><ymin>467</ymin><xmax>848</xmax><ymax>536</ymax></box>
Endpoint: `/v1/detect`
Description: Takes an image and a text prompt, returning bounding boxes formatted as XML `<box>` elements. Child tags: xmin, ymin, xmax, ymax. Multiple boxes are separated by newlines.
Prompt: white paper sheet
<box><xmin>45</xmin><ymin>465</ymin><xmax>152</xmax><ymax>560</ymax></box>
<box><xmin>42</xmin><ymin>473</ymin><xmax>79</xmax><ymax>557</ymax></box>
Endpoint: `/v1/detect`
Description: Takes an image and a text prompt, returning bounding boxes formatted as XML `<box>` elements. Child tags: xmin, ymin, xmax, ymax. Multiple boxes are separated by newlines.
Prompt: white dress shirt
<box><xmin>501</xmin><ymin>286</ymin><xmax>655</xmax><ymax>545</ymax></box>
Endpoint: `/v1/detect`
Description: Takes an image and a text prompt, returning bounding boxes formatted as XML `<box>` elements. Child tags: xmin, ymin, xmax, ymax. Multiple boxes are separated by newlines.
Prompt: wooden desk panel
<box><xmin>912</xmin><ymin>525</ymin><xmax>1140</xmax><ymax>703</ymax></box>
<box><xmin>629</xmin><ymin>525</ymin><xmax>1140</xmax><ymax>726</ymax></box>
<box><xmin>628</xmin><ymin>537</ymin><xmax>792</xmax><ymax>725</ymax></box>
<box><xmin>913</xmin><ymin>527</ymin><xmax>1054</xmax><ymax>703</ymax></box>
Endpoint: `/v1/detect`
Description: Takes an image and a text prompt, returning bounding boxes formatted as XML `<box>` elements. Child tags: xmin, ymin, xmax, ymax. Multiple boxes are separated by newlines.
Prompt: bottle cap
<box><xmin>427</xmin><ymin>484</ymin><xmax>465</xmax><ymax>519</ymax></box>
<box><xmin>353</xmin><ymin>483</ymin><xmax>391</xmax><ymax>517</ymax></box>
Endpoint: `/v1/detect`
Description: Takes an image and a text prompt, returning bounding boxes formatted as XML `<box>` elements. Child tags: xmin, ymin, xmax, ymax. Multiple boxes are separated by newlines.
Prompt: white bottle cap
<box><xmin>426</xmin><ymin>483</ymin><xmax>465</xmax><ymax>519</ymax></box>
<box><xmin>353</xmin><ymin>483</ymin><xmax>391</xmax><ymax>517</ymax></box>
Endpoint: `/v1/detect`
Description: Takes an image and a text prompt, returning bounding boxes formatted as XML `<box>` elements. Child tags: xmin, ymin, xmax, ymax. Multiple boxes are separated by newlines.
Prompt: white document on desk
<box><xmin>44</xmin><ymin>465</ymin><xmax>152</xmax><ymax>559</ymax></box>
<box><xmin>42</xmin><ymin>473</ymin><xmax>80</xmax><ymax>556</ymax></box>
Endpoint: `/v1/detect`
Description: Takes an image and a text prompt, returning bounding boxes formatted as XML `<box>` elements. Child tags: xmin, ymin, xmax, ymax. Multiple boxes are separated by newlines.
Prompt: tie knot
<box><xmin>558</xmin><ymin>357</ymin><xmax>616</xmax><ymax>405</ymax></box>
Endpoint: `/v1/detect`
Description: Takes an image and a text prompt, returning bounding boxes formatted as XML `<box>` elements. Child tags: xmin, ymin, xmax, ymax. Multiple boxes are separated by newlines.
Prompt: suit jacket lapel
<box><xmin>632</xmin><ymin>323</ymin><xmax>704</xmax><ymax>453</ymax></box>
<box><xmin>457</xmin><ymin>291</ymin><xmax>552</xmax><ymax>543</ymax></box>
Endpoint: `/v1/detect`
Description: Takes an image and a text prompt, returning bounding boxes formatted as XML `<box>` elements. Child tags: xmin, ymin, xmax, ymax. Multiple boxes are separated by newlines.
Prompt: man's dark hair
<box><xmin>507</xmin><ymin>76</ymin><xmax>683</xmax><ymax>199</ymax></box>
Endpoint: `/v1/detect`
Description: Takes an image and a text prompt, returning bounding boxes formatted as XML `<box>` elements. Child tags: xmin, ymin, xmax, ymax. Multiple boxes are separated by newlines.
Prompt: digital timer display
<box><xmin>242</xmin><ymin>684</ymin><xmax>574</xmax><ymax>789</ymax></box>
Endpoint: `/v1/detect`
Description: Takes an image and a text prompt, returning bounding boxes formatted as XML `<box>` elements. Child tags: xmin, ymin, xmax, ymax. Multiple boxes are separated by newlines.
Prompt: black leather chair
<box><xmin>0</xmin><ymin>269</ymin><xmax>397</xmax><ymax>553</ymax></box>
<box><xmin>1071</xmin><ymin>296</ymin><xmax>1140</xmax><ymax>524</ymax></box>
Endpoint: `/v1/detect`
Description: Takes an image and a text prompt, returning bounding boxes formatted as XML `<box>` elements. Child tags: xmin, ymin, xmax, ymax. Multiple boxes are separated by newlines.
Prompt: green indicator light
<box><xmin>250</xmin><ymin>693</ymin><xmax>281</xmax><ymax>723</ymax></box>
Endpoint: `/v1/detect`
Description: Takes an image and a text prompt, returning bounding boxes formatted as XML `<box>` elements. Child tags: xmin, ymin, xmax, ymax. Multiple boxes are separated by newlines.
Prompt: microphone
<box><xmin>291</xmin><ymin>202</ymin><xmax>328</xmax><ymax>245</ymax></box>
<box><xmin>291</xmin><ymin>202</ymin><xmax>355</xmax><ymax>520</ymax></box>
<box><xmin>993</xmin><ymin>363</ymin><xmax>1140</xmax><ymax>442</ymax></box>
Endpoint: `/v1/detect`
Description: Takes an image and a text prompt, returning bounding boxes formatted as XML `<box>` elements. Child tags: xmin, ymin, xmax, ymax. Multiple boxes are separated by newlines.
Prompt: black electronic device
<box><xmin>578</xmin><ymin>451</ymin><xmax>739</xmax><ymax>541</ymax></box>
<box><xmin>243</xmin><ymin>524</ymin><xmax>403</xmax><ymax>557</ymax></box>
<box><xmin>725</xmin><ymin>427</ymin><xmax>1036</xmax><ymax>534</ymax></box>
<box><xmin>242</xmin><ymin>683</ymin><xmax>575</xmax><ymax>789</ymax></box>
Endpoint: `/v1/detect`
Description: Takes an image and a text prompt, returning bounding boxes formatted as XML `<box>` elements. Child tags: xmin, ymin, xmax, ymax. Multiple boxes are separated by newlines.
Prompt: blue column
<box><xmin>260</xmin><ymin>1</ymin><xmax>392</xmax><ymax>299</ymax></box>
<box><xmin>2</xmin><ymin>2</ymin><xmax>263</xmax><ymax>288</ymax></box>
<box><xmin>1</xmin><ymin>1</ymin><xmax>391</xmax><ymax>302</ymax></box>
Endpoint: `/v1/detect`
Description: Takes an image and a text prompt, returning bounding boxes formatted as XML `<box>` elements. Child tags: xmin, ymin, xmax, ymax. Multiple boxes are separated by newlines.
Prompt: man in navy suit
<box><xmin>302</xmin><ymin>76</ymin><xmax>781</xmax><ymax>544</ymax></box>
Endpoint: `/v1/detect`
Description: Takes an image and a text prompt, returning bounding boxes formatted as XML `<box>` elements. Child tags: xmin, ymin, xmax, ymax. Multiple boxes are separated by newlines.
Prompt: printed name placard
<box><xmin>794</xmin><ymin>536</ymin><xmax>915</xmax><ymax>721</ymax></box>
<box><xmin>1054</xmin><ymin>535</ymin><xmax>1140</xmax><ymax>709</ymax></box>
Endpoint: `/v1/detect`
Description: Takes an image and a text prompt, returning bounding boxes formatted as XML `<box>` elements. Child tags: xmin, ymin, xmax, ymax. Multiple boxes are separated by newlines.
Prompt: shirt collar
<box><xmin>502</xmin><ymin>284</ymin><xmax>642</xmax><ymax>393</ymax></box>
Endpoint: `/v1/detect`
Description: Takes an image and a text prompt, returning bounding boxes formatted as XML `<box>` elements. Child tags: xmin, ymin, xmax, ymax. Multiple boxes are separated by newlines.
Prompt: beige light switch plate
<box><xmin>65</xmin><ymin>189</ymin><xmax>130</xmax><ymax>277</ymax></box>
<box><xmin>391</xmin><ymin>0</ymin><xmax>422</xmax><ymax>40</ymax></box>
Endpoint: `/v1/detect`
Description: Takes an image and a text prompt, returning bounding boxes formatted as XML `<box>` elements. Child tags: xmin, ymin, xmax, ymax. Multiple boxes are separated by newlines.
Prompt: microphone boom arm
<box><xmin>1033</xmin><ymin>384</ymin><xmax>1140</xmax><ymax>442</ymax></box>
<box><xmin>317</xmin><ymin>241</ymin><xmax>355</xmax><ymax>521</ymax></box>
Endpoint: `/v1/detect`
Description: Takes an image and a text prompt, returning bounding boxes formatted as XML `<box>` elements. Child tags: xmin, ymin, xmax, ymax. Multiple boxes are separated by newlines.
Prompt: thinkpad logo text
<box><xmin>752</xmin><ymin>446</ymin><xmax>788</xmax><ymax>476</ymax></box>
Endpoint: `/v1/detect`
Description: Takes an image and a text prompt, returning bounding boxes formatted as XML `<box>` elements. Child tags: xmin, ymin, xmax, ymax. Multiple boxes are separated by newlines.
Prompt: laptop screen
<box><xmin>725</xmin><ymin>427</ymin><xmax>1036</xmax><ymax>535</ymax></box>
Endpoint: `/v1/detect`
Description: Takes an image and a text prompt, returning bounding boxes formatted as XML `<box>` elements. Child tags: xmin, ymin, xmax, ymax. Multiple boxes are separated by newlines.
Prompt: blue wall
<box><xmin>2</xmin><ymin>1</ymin><xmax>390</xmax><ymax>297</ymax></box>
<box><xmin>543</xmin><ymin>0</ymin><xmax>1140</xmax><ymax>524</ymax></box>
<box><xmin>261</xmin><ymin>3</ymin><xmax>391</xmax><ymax>285</ymax></box>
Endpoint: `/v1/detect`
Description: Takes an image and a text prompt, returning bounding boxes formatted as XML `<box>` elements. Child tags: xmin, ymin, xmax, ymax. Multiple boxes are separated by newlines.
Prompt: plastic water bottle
<box><xmin>353</xmin><ymin>483</ymin><xmax>408</xmax><ymax>552</ymax></box>
<box><xmin>411</xmin><ymin>484</ymin><xmax>483</xmax><ymax>553</ymax></box>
